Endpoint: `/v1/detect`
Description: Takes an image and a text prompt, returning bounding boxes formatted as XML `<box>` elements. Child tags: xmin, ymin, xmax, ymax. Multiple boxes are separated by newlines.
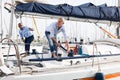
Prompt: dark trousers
<box><xmin>25</xmin><ymin>35</ymin><xmax>34</xmax><ymax>53</ymax></box>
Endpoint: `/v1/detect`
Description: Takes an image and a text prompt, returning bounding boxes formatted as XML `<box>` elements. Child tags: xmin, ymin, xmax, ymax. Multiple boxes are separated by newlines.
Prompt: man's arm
<box><xmin>29</xmin><ymin>28</ymin><xmax>34</xmax><ymax>31</ymax></box>
<box><xmin>51</xmin><ymin>37</ymin><xmax>61</xmax><ymax>47</ymax></box>
<box><xmin>65</xmin><ymin>40</ymin><xmax>69</xmax><ymax>52</ymax></box>
<box><xmin>62</xmin><ymin>27</ymin><xmax>67</xmax><ymax>41</ymax></box>
<box><xmin>62</xmin><ymin>27</ymin><xmax>69</xmax><ymax>52</ymax></box>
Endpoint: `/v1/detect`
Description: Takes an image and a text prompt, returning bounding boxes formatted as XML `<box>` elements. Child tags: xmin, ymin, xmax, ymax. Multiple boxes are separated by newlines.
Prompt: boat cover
<box><xmin>15</xmin><ymin>2</ymin><xmax>120</xmax><ymax>22</ymax></box>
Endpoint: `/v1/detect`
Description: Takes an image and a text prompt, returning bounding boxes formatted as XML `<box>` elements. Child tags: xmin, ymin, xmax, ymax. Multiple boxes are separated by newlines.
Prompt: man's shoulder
<box><xmin>23</xmin><ymin>26</ymin><xmax>27</xmax><ymax>28</ymax></box>
<box><xmin>51</xmin><ymin>22</ymin><xmax>57</xmax><ymax>25</ymax></box>
<box><xmin>23</xmin><ymin>26</ymin><xmax>29</xmax><ymax>30</ymax></box>
<box><xmin>48</xmin><ymin>22</ymin><xmax>57</xmax><ymax>27</ymax></box>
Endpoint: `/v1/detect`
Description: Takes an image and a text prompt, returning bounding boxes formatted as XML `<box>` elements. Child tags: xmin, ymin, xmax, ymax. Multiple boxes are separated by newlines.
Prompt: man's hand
<box><xmin>56</xmin><ymin>42</ymin><xmax>61</xmax><ymax>47</ymax></box>
<box><xmin>22</xmin><ymin>38</ymin><xmax>25</xmax><ymax>43</ymax></box>
<box><xmin>29</xmin><ymin>28</ymin><xmax>34</xmax><ymax>31</ymax></box>
<box><xmin>51</xmin><ymin>37</ymin><xmax>61</xmax><ymax>47</ymax></box>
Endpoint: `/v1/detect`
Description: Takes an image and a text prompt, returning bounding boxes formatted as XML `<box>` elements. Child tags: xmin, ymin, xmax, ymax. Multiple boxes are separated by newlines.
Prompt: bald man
<box><xmin>45</xmin><ymin>18</ymin><xmax>69</xmax><ymax>58</ymax></box>
<box><xmin>18</xmin><ymin>23</ymin><xmax>34</xmax><ymax>57</ymax></box>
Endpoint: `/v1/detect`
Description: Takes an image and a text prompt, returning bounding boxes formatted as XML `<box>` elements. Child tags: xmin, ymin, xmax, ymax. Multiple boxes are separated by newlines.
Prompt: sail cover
<box><xmin>15</xmin><ymin>2</ymin><xmax>120</xmax><ymax>22</ymax></box>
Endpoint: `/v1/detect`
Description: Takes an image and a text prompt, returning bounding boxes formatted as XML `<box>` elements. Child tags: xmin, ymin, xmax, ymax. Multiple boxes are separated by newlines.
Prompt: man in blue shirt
<box><xmin>18</xmin><ymin>23</ymin><xmax>34</xmax><ymax>57</ymax></box>
<box><xmin>45</xmin><ymin>18</ymin><xmax>69</xmax><ymax>58</ymax></box>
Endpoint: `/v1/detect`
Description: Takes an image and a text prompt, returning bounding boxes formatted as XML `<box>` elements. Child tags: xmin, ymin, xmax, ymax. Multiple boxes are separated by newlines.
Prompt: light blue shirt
<box><xmin>45</xmin><ymin>22</ymin><xmax>67</xmax><ymax>41</ymax></box>
<box><xmin>19</xmin><ymin>26</ymin><xmax>33</xmax><ymax>38</ymax></box>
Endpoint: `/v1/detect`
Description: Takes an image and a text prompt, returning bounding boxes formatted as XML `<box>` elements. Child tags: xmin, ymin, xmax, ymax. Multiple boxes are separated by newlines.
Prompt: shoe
<box><xmin>51</xmin><ymin>53</ymin><xmax>57</xmax><ymax>58</ymax></box>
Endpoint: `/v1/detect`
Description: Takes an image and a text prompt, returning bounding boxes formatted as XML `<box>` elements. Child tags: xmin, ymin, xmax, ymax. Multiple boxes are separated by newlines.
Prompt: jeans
<box><xmin>25</xmin><ymin>35</ymin><xmax>34</xmax><ymax>53</ymax></box>
<box><xmin>45</xmin><ymin>31</ymin><xmax>57</xmax><ymax>54</ymax></box>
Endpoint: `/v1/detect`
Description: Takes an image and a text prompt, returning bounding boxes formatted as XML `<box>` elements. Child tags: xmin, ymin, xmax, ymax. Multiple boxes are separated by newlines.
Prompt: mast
<box><xmin>8</xmin><ymin>0</ymin><xmax>14</xmax><ymax>38</ymax></box>
<box><xmin>0</xmin><ymin>0</ymin><xmax>3</xmax><ymax>41</ymax></box>
<box><xmin>0</xmin><ymin>0</ymin><xmax>5</xmax><ymax>67</ymax></box>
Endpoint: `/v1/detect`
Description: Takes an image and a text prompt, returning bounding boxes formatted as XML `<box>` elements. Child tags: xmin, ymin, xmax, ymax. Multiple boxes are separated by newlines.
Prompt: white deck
<box><xmin>0</xmin><ymin>42</ymin><xmax>120</xmax><ymax>80</ymax></box>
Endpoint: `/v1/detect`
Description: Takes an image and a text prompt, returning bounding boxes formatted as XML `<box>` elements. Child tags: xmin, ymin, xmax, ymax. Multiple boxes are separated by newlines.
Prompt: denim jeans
<box><xmin>45</xmin><ymin>31</ymin><xmax>57</xmax><ymax>54</ymax></box>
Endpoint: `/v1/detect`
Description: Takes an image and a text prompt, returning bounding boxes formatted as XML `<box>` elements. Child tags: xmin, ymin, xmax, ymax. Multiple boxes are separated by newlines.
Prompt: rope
<box><xmin>94</xmin><ymin>43</ymin><xmax>101</xmax><ymax>72</ymax></box>
<box><xmin>94</xmin><ymin>23</ymin><xmax>117</xmax><ymax>39</ymax></box>
<box><xmin>32</xmin><ymin>16</ymin><xmax>41</xmax><ymax>38</ymax></box>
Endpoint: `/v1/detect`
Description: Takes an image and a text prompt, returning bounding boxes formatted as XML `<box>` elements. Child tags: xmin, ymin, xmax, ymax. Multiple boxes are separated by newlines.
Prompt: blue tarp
<box><xmin>15</xmin><ymin>2</ymin><xmax>120</xmax><ymax>21</ymax></box>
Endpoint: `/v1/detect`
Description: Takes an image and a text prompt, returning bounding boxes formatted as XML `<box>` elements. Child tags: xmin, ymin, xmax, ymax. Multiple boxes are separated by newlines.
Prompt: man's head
<box><xmin>18</xmin><ymin>23</ymin><xmax>23</xmax><ymax>29</ymax></box>
<box><xmin>57</xmin><ymin>18</ymin><xmax>65</xmax><ymax>28</ymax></box>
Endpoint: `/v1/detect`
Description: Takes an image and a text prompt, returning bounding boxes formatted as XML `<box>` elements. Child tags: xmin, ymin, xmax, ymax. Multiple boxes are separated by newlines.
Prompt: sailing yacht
<box><xmin>0</xmin><ymin>0</ymin><xmax>120</xmax><ymax>80</ymax></box>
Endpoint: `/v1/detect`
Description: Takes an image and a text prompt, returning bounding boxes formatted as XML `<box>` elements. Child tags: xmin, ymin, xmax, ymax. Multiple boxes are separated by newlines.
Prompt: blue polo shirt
<box><xmin>19</xmin><ymin>26</ymin><xmax>33</xmax><ymax>38</ymax></box>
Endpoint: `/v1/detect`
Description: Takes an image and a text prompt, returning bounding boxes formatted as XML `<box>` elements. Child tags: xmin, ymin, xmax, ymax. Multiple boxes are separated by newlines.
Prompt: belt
<box><xmin>45</xmin><ymin>31</ymin><xmax>50</xmax><ymax>34</ymax></box>
<box><xmin>26</xmin><ymin>35</ymin><xmax>33</xmax><ymax>38</ymax></box>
